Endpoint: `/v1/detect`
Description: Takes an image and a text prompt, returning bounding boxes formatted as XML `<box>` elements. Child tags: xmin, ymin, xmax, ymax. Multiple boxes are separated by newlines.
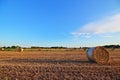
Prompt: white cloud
<box><xmin>72</xmin><ymin>13</ymin><xmax>120</xmax><ymax>37</ymax></box>
<box><xmin>83</xmin><ymin>35</ymin><xmax>91</xmax><ymax>38</ymax></box>
<box><xmin>103</xmin><ymin>35</ymin><xmax>113</xmax><ymax>38</ymax></box>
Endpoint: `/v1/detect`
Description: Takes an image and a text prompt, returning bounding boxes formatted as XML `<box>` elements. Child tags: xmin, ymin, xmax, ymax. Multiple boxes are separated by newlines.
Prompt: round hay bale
<box><xmin>86</xmin><ymin>46</ymin><xmax>109</xmax><ymax>64</ymax></box>
<box><xmin>18</xmin><ymin>48</ymin><xmax>23</xmax><ymax>52</ymax></box>
<box><xmin>0</xmin><ymin>48</ymin><xmax>4</xmax><ymax>51</ymax></box>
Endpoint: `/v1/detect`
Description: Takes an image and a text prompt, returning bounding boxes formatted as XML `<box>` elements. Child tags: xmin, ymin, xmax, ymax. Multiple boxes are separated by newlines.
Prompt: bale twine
<box><xmin>86</xmin><ymin>46</ymin><xmax>109</xmax><ymax>64</ymax></box>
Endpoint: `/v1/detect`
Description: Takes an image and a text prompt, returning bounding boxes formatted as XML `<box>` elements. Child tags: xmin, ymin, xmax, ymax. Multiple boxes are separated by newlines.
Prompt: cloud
<box><xmin>72</xmin><ymin>13</ymin><xmax>120</xmax><ymax>37</ymax></box>
<box><xmin>83</xmin><ymin>35</ymin><xmax>91</xmax><ymax>38</ymax></box>
<box><xmin>103</xmin><ymin>35</ymin><xmax>113</xmax><ymax>38</ymax></box>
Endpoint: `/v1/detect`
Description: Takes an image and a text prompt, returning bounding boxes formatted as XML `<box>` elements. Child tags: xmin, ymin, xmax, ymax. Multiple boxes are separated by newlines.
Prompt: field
<box><xmin>0</xmin><ymin>49</ymin><xmax>120</xmax><ymax>80</ymax></box>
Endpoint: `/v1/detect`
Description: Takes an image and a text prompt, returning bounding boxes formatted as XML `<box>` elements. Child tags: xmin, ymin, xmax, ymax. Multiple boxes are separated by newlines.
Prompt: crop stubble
<box><xmin>0</xmin><ymin>50</ymin><xmax>120</xmax><ymax>80</ymax></box>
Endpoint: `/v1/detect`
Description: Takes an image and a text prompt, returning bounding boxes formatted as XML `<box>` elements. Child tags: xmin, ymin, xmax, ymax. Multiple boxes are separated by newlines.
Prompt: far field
<box><xmin>0</xmin><ymin>49</ymin><xmax>120</xmax><ymax>80</ymax></box>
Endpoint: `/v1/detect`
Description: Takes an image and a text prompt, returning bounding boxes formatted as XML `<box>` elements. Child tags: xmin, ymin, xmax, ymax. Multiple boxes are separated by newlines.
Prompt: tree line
<box><xmin>1</xmin><ymin>44</ymin><xmax>120</xmax><ymax>49</ymax></box>
<box><xmin>103</xmin><ymin>45</ymin><xmax>120</xmax><ymax>48</ymax></box>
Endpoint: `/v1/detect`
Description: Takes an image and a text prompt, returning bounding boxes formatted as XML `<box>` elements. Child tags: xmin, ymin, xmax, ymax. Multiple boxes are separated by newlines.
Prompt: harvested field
<box><xmin>0</xmin><ymin>50</ymin><xmax>120</xmax><ymax>80</ymax></box>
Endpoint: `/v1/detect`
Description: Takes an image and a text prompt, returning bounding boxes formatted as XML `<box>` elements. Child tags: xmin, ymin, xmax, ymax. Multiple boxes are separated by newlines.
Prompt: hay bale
<box><xmin>0</xmin><ymin>48</ymin><xmax>4</xmax><ymax>51</ymax></box>
<box><xmin>86</xmin><ymin>46</ymin><xmax>109</xmax><ymax>64</ymax></box>
<box><xmin>18</xmin><ymin>48</ymin><xmax>24</xmax><ymax>52</ymax></box>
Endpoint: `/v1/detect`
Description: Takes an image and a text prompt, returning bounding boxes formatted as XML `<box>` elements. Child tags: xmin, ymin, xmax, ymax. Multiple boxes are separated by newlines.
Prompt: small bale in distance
<box><xmin>0</xmin><ymin>48</ymin><xmax>4</xmax><ymax>51</ymax></box>
<box><xmin>18</xmin><ymin>48</ymin><xmax>24</xmax><ymax>52</ymax></box>
<box><xmin>86</xmin><ymin>46</ymin><xmax>109</xmax><ymax>64</ymax></box>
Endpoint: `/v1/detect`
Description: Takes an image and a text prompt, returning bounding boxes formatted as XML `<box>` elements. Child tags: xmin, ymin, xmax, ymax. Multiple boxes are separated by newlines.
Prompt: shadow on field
<box><xmin>2</xmin><ymin>58</ymin><xmax>95</xmax><ymax>64</ymax></box>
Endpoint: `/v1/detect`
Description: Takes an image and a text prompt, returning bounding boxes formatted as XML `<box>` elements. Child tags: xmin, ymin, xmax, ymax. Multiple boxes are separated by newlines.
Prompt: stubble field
<box><xmin>0</xmin><ymin>49</ymin><xmax>120</xmax><ymax>80</ymax></box>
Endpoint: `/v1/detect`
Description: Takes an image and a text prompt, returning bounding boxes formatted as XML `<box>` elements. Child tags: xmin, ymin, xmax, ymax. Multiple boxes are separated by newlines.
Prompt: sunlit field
<box><xmin>0</xmin><ymin>49</ymin><xmax>120</xmax><ymax>80</ymax></box>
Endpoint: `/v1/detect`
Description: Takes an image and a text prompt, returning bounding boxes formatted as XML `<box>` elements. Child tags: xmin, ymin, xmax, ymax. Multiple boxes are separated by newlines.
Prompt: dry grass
<box><xmin>0</xmin><ymin>49</ymin><xmax>120</xmax><ymax>80</ymax></box>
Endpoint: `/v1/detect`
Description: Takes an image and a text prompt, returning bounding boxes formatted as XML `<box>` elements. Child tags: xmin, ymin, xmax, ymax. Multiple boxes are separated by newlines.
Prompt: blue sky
<box><xmin>0</xmin><ymin>0</ymin><xmax>120</xmax><ymax>47</ymax></box>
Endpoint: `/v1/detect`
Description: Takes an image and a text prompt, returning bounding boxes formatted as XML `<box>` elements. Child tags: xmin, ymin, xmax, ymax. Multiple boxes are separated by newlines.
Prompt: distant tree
<box><xmin>7</xmin><ymin>46</ymin><xmax>11</xmax><ymax>48</ymax></box>
<box><xmin>51</xmin><ymin>46</ymin><xmax>67</xmax><ymax>49</ymax></box>
<box><xmin>11</xmin><ymin>46</ymin><xmax>16</xmax><ymax>48</ymax></box>
<box><xmin>2</xmin><ymin>46</ymin><xmax>6</xmax><ymax>48</ymax></box>
<box><xmin>11</xmin><ymin>46</ymin><xmax>20</xmax><ymax>49</ymax></box>
<box><xmin>31</xmin><ymin>46</ymin><xmax>40</xmax><ymax>49</ymax></box>
<box><xmin>104</xmin><ymin>45</ymin><xmax>120</xmax><ymax>49</ymax></box>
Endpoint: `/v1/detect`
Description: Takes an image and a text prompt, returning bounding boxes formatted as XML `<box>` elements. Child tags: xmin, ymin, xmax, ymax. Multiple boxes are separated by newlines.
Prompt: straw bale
<box><xmin>18</xmin><ymin>48</ymin><xmax>24</xmax><ymax>52</ymax></box>
<box><xmin>87</xmin><ymin>46</ymin><xmax>109</xmax><ymax>64</ymax></box>
<box><xmin>0</xmin><ymin>48</ymin><xmax>4</xmax><ymax>51</ymax></box>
